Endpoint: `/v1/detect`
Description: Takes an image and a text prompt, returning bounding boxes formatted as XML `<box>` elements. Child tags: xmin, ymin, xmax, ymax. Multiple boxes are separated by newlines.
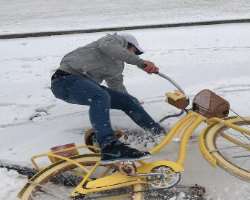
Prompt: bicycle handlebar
<box><xmin>156</xmin><ymin>72</ymin><xmax>187</xmax><ymax>95</ymax></box>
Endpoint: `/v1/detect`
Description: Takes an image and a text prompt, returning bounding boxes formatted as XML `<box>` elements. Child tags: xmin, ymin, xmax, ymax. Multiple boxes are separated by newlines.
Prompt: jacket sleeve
<box><xmin>105</xmin><ymin>75</ymin><xmax>128</xmax><ymax>93</ymax></box>
<box><xmin>98</xmin><ymin>36</ymin><xmax>145</xmax><ymax>68</ymax></box>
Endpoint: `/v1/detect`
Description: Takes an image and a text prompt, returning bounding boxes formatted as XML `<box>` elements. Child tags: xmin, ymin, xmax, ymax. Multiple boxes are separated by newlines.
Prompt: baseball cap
<box><xmin>118</xmin><ymin>33</ymin><xmax>144</xmax><ymax>55</ymax></box>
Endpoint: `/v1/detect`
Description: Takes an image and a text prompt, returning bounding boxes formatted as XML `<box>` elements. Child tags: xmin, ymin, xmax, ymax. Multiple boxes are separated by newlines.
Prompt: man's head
<box><xmin>118</xmin><ymin>33</ymin><xmax>144</xmax><ymax>55</ymax></box>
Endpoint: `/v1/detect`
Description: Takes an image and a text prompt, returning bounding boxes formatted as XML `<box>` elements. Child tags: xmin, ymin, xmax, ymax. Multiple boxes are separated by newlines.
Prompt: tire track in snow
<box><xmin>148</xmin><ymin>46</ymin><xmax>250</xmax><ymax>56</ymax></box>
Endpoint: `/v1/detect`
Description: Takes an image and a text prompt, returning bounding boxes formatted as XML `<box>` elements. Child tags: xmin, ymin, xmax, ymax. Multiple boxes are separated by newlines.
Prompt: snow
<box><xmin>1</xmin><ymin>0</ymin><xmax>250</xmax><ymax>34</ymax></box>
<box><xmin>0</xmin><ymin>1</ymin><xmax>250</xmax><ymax>199</ymax></box>
<box><xmin>0</xmin><ymin>169</ymin><xmax>26</xmax><ymax>200</ymax></box>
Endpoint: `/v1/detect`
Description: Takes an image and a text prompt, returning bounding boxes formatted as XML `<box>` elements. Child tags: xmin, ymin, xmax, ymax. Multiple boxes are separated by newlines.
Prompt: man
<box><xmin>51</xmin><ymin>32</ymin><xmax>165</xmax><ymax>164</ymax></box>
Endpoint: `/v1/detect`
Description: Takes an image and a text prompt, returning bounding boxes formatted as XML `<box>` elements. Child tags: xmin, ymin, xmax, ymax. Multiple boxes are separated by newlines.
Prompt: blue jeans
<box><xmin>51</xmin><ymin>74</ymin><xmax>162</xmax><ymax>148</ymax></box>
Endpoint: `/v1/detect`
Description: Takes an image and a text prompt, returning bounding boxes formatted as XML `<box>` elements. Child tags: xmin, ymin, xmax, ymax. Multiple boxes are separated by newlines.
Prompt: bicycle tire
<box><xmin>205</xmin><ymin>117</ymin><xmax>250</xmax><ymax>181</ymax></box>
<box><xmin>18</xmin><ymin>154</ymin><xmax>145</xmax><ymax>200</ymax></box>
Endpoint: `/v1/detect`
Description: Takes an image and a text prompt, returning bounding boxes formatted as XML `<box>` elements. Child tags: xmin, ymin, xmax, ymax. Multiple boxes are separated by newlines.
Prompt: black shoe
<box><xmin>100</xmin><ymin>141</ymin><xmax>151</xmax><ymax>164</ymax></box>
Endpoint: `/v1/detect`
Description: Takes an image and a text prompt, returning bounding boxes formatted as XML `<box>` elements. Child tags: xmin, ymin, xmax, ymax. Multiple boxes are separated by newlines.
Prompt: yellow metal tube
<box><xmin>150</xmin><ymin>112</ymin><xmax>196</xmax><ymax>155</ymax></box>
<box><xmin>31</xmin><ymin>153</ymin><xmax>48</xmax><ymax>171</ymax></box>
<box><xmin>199</xmin><ymin>126</ymin><xmax>217</xmax><ymax>167</ymax></box>
<box><xmin>47</xmin><ymin>153</ymin><xmax>93</xmax><ymax>176</ymax></box>
<box><xmin>72</xmin><ymin>161</ymin><xmax>100</xmax><ymax>196</ymax></box>
<box><xmin>75</xmin><ymin>179</ymin><xmax>145</xmax><ymax>195</ymax></box>
<box><xmin>133</xmin><ymin>184</ymin><xmax>145</xmax><ymax>200</ymax></box>
<box><xmin>30</xmin><ymin>144</ymin><xmax>100</xmax><ymax>171</ymax></box>
<box><xmin>177</xmin><ymin>115</ymin><xmax>205</xmax><ymax>166</ymax></box>
<box><xmin>208</xmin><ymin>118</ymin><xmax>250</xmax><ymax>136</ymax></box>
<box><xmin>220</xmin><ymin>132</ymin><xmax>250</xmax><ymax>151</ymax></box>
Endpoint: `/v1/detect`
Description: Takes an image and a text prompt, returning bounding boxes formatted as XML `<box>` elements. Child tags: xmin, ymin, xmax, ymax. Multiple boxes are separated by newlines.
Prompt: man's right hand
<box><xmin>143</xmin><ymin>60</ymin><xmax>159</xmax><ymax>74</ymax></box>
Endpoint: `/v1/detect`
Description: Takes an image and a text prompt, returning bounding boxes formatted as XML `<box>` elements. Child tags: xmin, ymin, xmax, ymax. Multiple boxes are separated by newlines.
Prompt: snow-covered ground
<box><xmin>1</xmin><ymin>23</ymin><xmax>250</xmax><ymax>199</ymax></box>
<box><xmin>1</xmin><ymin>0</ymin><xmax>250</xmax><ymax>34</ymax></box>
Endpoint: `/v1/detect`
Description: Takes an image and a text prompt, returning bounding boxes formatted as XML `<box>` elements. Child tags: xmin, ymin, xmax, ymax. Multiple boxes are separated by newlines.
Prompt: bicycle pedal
<box><xmin>115</xmin><ymin>161</ymin><xmax>137</xmax><ymax>176</ymax></box>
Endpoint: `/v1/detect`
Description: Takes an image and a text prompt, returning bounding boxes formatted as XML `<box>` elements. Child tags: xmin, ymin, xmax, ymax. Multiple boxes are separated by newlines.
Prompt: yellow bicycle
<box><xmin>18</xmin><ymin>73</ymin><xmax>250</xmax><ymax>200</ymax></box>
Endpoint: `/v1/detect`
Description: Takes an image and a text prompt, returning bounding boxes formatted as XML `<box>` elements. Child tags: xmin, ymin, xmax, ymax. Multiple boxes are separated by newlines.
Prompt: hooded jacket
<box><xmin>59</xmin><ymin>33</ymin><xmax>145</xmax><ymax>93</ymax></box>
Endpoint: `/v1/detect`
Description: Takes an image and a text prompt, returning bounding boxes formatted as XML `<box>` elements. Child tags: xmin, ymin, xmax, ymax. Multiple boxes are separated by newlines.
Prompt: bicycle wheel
<box><xmin>18</xmin><ymin>154</ymin><xmax>145</xmax><ymax>200</ymax></box>
<box><xmin>205</xmin><ymin>117</ymin><xmax>250</xmax><ymax>181</ymax></box>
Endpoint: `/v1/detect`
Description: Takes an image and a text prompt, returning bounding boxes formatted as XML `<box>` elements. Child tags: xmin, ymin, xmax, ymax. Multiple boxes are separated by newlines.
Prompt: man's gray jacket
<box><xmin>59</xmin><ymin>33</ymin><xmax>145</xmax><ymax>93</ymax></box>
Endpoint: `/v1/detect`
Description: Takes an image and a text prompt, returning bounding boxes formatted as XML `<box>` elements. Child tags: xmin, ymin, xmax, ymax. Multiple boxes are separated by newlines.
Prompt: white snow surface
<box><xmin>1</xmin><ymin>2</ymin><xmax>250</xmax><ymax>199</ymax></box>
<box><xmin>1</xmin><ymin>0</ymin><xmax>250</xmax><ymax>34</ymax></box>
<box><xmin>0</xmin><ymin>169</ymin><xmax>26</xmax><ymax>200</ymax></box>
<box><xmin>1</xmin><ymin>24</ymin><xmax>250</xmax><ymax>200</ymax></box>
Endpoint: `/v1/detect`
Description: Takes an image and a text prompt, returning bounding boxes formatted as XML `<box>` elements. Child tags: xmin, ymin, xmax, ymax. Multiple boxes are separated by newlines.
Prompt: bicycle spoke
<box><xmin>224</xmin><ymin>130</ymin><xmax>250</xmax><ymax>145</ymax></box>
<box><xmin>215</xmin><ymin>126</ymin><xmax>250</xmax><ymax>172</ymax></box>
<box><xmin>233</xmin><ymin>155</ymin><xmax>250</xmax><ymax>159</ymax></box>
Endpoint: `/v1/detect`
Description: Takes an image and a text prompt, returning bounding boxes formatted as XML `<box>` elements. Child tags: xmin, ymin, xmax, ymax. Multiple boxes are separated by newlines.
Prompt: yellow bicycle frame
<box><xmin>27</xmin><ymin>111</ymin><xmax>250</xmax><ymax>198</ymax></box>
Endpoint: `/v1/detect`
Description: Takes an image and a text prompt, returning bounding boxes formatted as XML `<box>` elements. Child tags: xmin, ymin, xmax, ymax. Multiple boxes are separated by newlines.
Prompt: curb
<box><xmin>0</xmin><ymin>18</ymin><xmax>250</xmax><ymax>40</ymax></box>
